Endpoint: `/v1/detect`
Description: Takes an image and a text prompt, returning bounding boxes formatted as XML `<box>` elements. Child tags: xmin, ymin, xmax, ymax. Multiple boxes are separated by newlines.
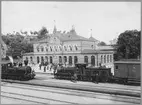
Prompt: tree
<box><xmin>37</xmin><ymin>26</ymin><xmax>49</xmax><ymax>39</ymax></box>
<box><xmin>115</xmin><ymin>30</ymin><xmax>140</xmax><ymax>60</ymax></box>
<box><xmin>2</xmin><ymin>33</ymin><xmax>33</xmax><ymax>59</ymax></box>
<box><xmin>98</xmin><ymin>41</ymin><xmax>107</xmax><ymax>46</ymax></box>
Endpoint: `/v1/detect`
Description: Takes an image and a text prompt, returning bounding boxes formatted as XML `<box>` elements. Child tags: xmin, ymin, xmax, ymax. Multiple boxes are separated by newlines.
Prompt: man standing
<box><xmin>44</xmin><ymin>62</ymin><xmax>46</xmax><ymax>72</ymax></box>
<box><xmin>24</xmin><ymin>59</ymin><xmax>28</xmax><ymax>66</ymax></box>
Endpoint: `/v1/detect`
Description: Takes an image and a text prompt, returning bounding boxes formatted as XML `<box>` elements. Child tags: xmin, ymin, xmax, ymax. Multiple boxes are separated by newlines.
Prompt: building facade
<box><xmin>23</xmin><ymin>27</ymin><xmax>115</xmax><ymax>73</ymax></box>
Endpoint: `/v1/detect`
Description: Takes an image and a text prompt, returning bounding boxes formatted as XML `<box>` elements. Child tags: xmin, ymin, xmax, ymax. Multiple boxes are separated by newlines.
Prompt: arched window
<box><xmin>74</xmin><ymin>56</ymin><xmax>78</xmax><ymax>64</ymax></box>
<box><xmin>59</xmin><ymin>46</ymin><xmax>62</xmax><ymax>51</ymax></box>
<box><xmin>30</xmin><ymin>56</ymin><xmax>33</xmax><ymax>62</ymax></box>
<box><xmin>110</xmin><ymin>55</ymin><xmax>112</xmax><ymax>62</ymax></box>
<box><xmin>64</xmin><ymin>46</ymin><xmax>67</xmax><ymax>51</ymax></box>
<box><xmin>75</xmin><ymin>45</ymin><xmax>78</xmax><ymax>51</ymax></box>
<box><xmin>41</xmin><ymin>46</ymin><xmax>44</xmax><ymax>52</ymax></box>
<box><xmin>41</xmin><ymin>56</ymin><xmax>44</xmax><ymax>62</ymax></box>
<box><xmin>107</xmin><ymin>55</ymin><xmax>109</xmax><ymax>63</ymax></box>
<box><xmin>50</xmin><ymin>56</ymin><xmax>52</xmax><ymax>63</ymax></box>
<box><xmin>50</xmin><ymin>46</ymin><xmax>52</xmax><ymax>52</ymax></box>
<box><xmin>46</xmin><ymin>47</ymin><xmax>48</xmax><ymax>52</ymax></box>
<box><xmin>45</xmin><ymin>56</ymin><xmax>48</xmax><ymax>62</ymax></box>
<box><xmin>101</xmin><ymin>55</ymin><xmax>103</xmax><ymax>63</ymax></box>
<box><xmin>37</xmin><ymin>56</ymin><xmax>40</xmax><ymax>63</ymax></box>
<box><xmin>59</xmin><ymin>56</ymin><xmax>62</xmax><ymax>63</ymax></box>
<box><xmin>84</xmin><ymin>56</ymin><xmax>88</xmax><ymax>65</ymax></box>
<box><xmin>91</xmin><ymin>55</ymin><xmax>95</xmax><ymax>66</ymax></box>
<box><xmin>54</xmin><ymin>46</ymin><xmax>57</xmax><ymax>51</ymax></box>
<box><xmin>104</xmin><ymin>55</ymin><xmax>106</xmax><ymax>63</ymax></box>
<box><xmin>69</xmin><ymin>56</ymin><xmax>72</xmax><ymax>65</ymax></box>
<box><xmin>37</xmin><ymin>46</ymin><xmax>39</xmax><ymax>52</ymax></box>
<box><xmin>64</xmin><ymin>56</ymin><xmax>67</xmax><ymax>63</ymax></box>
<box><xmin>69</xmin><ymin>46</ymin><xmax>72</xmax><ymax>51</ymax></box>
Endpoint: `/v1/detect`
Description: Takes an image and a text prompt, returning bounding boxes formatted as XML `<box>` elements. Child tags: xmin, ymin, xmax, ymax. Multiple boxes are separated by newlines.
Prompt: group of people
<box><xmin>7</xmin><ymin>59</ymin><xmax>29</xmax><ymax>68</ymax></box>
<box><xmin>38</xmin><ymin>61</ymin><xmax>62</xmax><ymax>73</ymax></box>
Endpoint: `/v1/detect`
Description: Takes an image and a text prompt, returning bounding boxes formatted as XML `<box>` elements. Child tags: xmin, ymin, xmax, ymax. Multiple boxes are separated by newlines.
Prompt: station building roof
<box><xmin>114</xmin><ymin>59</ymin><xmax>140</xmax><ymax>64</ymax></box>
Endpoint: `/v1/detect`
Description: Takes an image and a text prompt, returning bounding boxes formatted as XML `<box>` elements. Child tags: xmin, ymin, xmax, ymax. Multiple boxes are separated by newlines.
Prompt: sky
<box><xmin>1</xmin><ymin>1</ymin><xmax>141</xmax><ymax>44</ymax></box>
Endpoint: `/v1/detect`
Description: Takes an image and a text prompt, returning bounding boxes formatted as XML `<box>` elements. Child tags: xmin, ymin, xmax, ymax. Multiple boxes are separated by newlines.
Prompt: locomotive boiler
<box><xmin>1</xmin><ymin>62</ymin><xmax>36</xmax><ymax>80</ymax></box>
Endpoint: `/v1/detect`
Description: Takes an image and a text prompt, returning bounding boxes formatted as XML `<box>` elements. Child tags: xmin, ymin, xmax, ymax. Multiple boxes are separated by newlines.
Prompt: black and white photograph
<box><xmin>1</xmin><ymin>1</ymin><xmax>141</xmax><ymax>104</ymax></box>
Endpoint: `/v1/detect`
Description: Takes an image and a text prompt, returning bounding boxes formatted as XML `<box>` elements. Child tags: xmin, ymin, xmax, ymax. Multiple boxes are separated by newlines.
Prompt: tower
<box><xmin>53</xmin><ymin>20</ymin><xmax>57</xmax><ymax>34</ymax></box>
<box><xmin>90</xmin><ymin>29</ymin><xmax>92</xmax><ymax>38</ymax></box>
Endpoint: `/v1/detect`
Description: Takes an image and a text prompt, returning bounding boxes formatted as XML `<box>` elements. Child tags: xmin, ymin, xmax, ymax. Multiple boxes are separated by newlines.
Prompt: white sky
<box><xmin>2</xmin><ymin>1</ymin><xmax>141</xmax><ymax>44</ymax></box>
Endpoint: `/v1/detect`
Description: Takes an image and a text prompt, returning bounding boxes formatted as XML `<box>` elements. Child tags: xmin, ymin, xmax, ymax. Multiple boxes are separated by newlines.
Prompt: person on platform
<box><xmin>39</xmin><ymin>62</ymin><xmax>42</xmax><ymax>70</ymax></box>
<box><xmin>71</xmin><ymin>69</ymin><xmax>77</xmax><ymax>83</ymax></box>
<box><xmin>43</xmin><ymin>62</ymin><xmax>46</xmax><ymax>72</ymax></box>
<box><xmin>24</xmin><ymin>59</ymin><xmax>28</xmax><ymax>66</ymax></box>
<box><xmin>19</xmin><ymin>62</ymin><xmax>23</xmax><ymax>67</ymax></box>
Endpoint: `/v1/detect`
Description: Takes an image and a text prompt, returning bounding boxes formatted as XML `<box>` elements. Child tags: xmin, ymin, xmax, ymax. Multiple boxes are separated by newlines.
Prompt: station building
<box><xmin>23</xmin><ymin>26</ymin><xmax>115</xmax><ymax>73</ymax></box>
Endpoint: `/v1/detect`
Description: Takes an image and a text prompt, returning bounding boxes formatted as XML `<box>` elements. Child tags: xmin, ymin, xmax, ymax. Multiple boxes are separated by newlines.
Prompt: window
<box><xmin>59</xmin><ymin>46</ymin><xmax>62</xmax><ymax>51</ymax></box>
<box><xmin>101</xmin><ymin>55</ymin><xmax>103</xmax><ymax>63</ymax></box>
<box><xmin>37</xmin><ymin>46</ymin><xmax>39</xmax><ymax>52</ymax></box>
<box><xmin>64</xmin><ymin>46</ymin><xmax>67</xmax><ymax>51</ymax></box>
<box><xmin>45</xmin><ymin>56</ymin><xmax>48</xmax><ymax>62</ymax></box>
<box><xmin>75</xmin><ymin>45</ymin><xmax>78</xmax><ymax>50</ymax></box>
<box><xmin>59</xmin><ymin>56</ymin><xmax>62</xmax><ymax>63</ymax></box>
<box><xmin>115</xmin><ymin>65</ymin><xmax>118</xmax><ymax>69</ymax></box>
<box><xmin>64</xmin><ymin>56</ymin><xmax>67</xmax><ymax>63</ymax></box>
<box><xmin>37</xmin><ymin>56</ymin><xmax>40</xmax><ymax>63</ymax></box>
<box><xmin>46</xmin><ymin>47</ymin><xmax>48</xmax><ymax>52</ymax></box>
<box><xmin>30</xmin><ymin>57</ymin><xmax>33</xmax><ymax>62</ymax></box>
<box><xmin>91</xmin><ymin>45</ymin><xmax>93</xmax><ymax>49</ymax></box>
<box><xmin>41</xmin><ymin>46</ymin><xmax>44</xmax><ymax>52</ymax></box>
<box><xmin>50</xmin><ymin>56</ymin><xmax>53</xmax><ymax>63</ymax></box>
<box><xmin>107</xmin><ymin>55</ymin><xmax>109</xmax><ymax>63</ymax></box>
<box><xmin>69</xmin><ymin>46</ymin><xmax>72</xmax><ymax>51</ymax></box>
<box><xmin>50</xmin><ymin>46</ymin><xmax>52</xmax><ymax>52</ymax></box>
<box><xmin>91</xmin><ymin>56</ymin><xmax>95</xmax><ymax>66</ymax></box>
<box><xmin>74</xmin><ymin>56</ymin><xmax>78</xmax><ymax>64</ymax></box>
<box><xmin>104</xmin><ymin>55</ymin><xmax>106</xmax><ymax>63</ymax></box>
<box><xmin>54</xmin><ymin>46</ymin><xmax>57</xmax><ymax>51</ymax></box>
<box><xmin>84</xmin><ymin>56</ymin><xmax>88</xmax><ymax>65</ymax></box>
<box><xmin>69</xmin><ymin>56</ymin><xmax>72</xmax><ymax>65</ymax></box>
<box><xmin>41</xmin><ymin>56</ymin><xmax>44</xmax><ymax>62</ymax></box>
<box><xmin>110</xmin><ymin>55</ymin><xmax>112</xmax><ymax>62</ymax></box>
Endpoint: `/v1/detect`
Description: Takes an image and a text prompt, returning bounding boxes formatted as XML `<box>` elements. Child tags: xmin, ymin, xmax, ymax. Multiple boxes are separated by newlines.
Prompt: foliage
<box><xmin>115</xmin><ymin>30</ymin><xmax>140</xmax><ymax>60</ymax></box>
<box><xmin>37</xmin><ymin>26</ymin><xmax>49</xmax><ymax>39</ymax></box>
<box><xmin>2</xmin><ymin>34</ymin><xmax>33</xmax><ymax>59</ymax></box>
<box><xmin>98</xmin><ymin>41</ymin><xmax>107</xmax><ymax>46</ymax></box>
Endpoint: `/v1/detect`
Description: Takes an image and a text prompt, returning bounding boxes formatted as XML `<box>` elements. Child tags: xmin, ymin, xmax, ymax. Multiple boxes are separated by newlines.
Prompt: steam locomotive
<box><xmin>54</xmin><ymin>63</ymin><xmax>112</xmax><ymax>83</ymax></box>
<box><xmin>54</xmin><ymin>60</ymin><xmax>140</xmax><ymax>84</ymax></box>
<box><xmin>1</xmin><ymin>60</ymin><xmax>36</xmax><ymax>81</ymax></box>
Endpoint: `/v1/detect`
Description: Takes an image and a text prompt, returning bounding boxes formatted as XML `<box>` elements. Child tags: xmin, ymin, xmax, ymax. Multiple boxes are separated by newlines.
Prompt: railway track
<box><xmin>1</xmin><ymin>82</ymin><xmax>141</xmax><ymax>104</ymax></box>
<box><xmin>1</xmin><ymin>91</ymin><xmax>78</xmax><ymax>104</ymax></box>
<box><xmin>2</xmin><ymin>79</ymin><xmax>140</xmax><ymax>97</ymax></box>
